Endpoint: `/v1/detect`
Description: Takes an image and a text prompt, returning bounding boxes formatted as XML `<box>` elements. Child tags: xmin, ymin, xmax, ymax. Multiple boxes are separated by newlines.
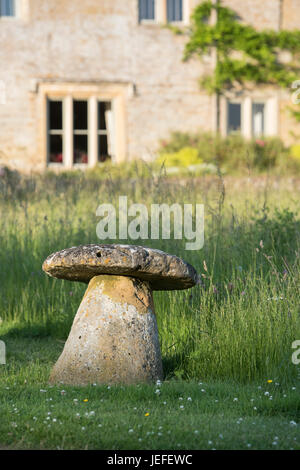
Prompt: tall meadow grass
<box><xmin>0</xmin><ymin>167</ymin><xmax>299</xmax><ymax>383</ymax></box>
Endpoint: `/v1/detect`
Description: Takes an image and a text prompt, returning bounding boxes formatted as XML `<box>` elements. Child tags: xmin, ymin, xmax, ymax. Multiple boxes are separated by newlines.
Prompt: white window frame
<box><xmin>46</xmin><ymin>96</ymin><xmax>116</xmax><ymax>169</ymax></box>
<box><xmin>223</xmin><ymin>96</ymin><xmax>279</xmax><ymax>139</ymax></box>
<box><xmin>0</xmin><ymin>0</ymin><xmax>17</xmax><ymax>19</ymax></box>
<box><xmin>138</xmin><ymin>0</ymin><xmax>156</xmax><ymax>25</ymax></box>
<box><xmin>0</xmin><ymin>0</ymin><xmax>30</xmax><ymax>21</ymax></box>
<box><xmin>138</xmin><ymin>0</ymin><xmax>190</xmax><ymax>25</ymax></box>
<box><xmin>252</xmin><ymin>101</ymin><xmax>266</xmax><ymax>138</ymax></box>
<box><xmin>40</xmin><ymin>82</ymin><xmax>128</xmax><ymax>169</ymax></box>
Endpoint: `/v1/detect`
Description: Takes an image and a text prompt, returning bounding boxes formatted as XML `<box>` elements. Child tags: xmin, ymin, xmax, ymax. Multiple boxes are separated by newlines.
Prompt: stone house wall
<box><xmin>0</xmin><ymin>0</ymin><xmax>299</xmax><ymax>171</ymax></box>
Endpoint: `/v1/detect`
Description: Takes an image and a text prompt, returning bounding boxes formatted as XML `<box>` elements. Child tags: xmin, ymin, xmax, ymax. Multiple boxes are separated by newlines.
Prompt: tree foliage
<box><xmin>184</xmin><ymin>0</ymin><xmax>300</xmax><ymax>96</ymax></box>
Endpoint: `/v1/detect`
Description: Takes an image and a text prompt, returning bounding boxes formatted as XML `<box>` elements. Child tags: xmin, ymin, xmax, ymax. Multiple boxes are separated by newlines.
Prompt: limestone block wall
<box><xmin>0</xmin><ymin>0</ymin><xmax>300</xmax><ymax>171</ymax></box>
<box><xmin>0</xmin><ymin>0</ymin><xmax>213</xmax><ymax>170</ymax></box>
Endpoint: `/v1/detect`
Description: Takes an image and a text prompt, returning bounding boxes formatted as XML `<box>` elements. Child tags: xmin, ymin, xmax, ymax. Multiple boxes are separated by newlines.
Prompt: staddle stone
<box><xmin>42</xmin><ymin>244</ymin><xmax>198</xmax><ymax>290</ymax></box>
<box><xmin>43</xmin><ymin>244</ymin><xmax>198</xmax><ymax>385</ymax></box>
<box><xmin>49</xmin><ymin>275</ymin><xmax>163</xmax><ymax>385</ymax></box>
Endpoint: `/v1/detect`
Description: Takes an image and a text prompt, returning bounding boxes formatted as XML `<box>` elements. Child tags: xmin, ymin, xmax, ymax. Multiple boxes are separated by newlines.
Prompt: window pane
<box><xmin>167</xmin><ymin>0</ymin><xmax>183</xmax><ymax>22</ymax></box>
<box><xmin>73</xmin><ymin>100</ymin><xmax>88</xmax><ymax>130</ymax></box>
<box><xmin>98</xmin><ymin>101</ymin><xmax>112</xmax><ymax>130</ymax></box>
<box><xmin>98</xmin><ymin>135</ymin><xmax>111</xmax><ymax>162</ymax></box>
<box><xmin>74</xmin><ymin>135</ymin><xmax>88</xmax><ymax>164</ymax></box>
<box><xmin>139</xmin><ymin>0</ymin><xmax>155</xmax><ymax>21</ymax></box>
<box><xmin>252</xmin><ymin>103</ymin><xmax>265</xmax><ymax>137</ymax></box>
<box><xmin>49</xmin><ymin>135</ymin><xmax>63</xmax><ymax>164</ymax></box>
<box><xmin>0</xmin><ymin>0</ymin><xmax>15</xmax><ymax>16</ymax></box>
<box><xmin>49</xmin><ymin>101</ymin><xmax>63</xmax><ymax>130</ymax></box>
<box><xmin>228</xmin><ymin>103</ymin><xmax>241</xmax><ymax>133</ymax></box>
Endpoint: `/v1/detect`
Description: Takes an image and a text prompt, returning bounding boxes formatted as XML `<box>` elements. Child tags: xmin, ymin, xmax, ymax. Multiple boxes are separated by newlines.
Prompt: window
<box><xmin>0</xmin><ymin>0</ymin><xmax>15</xmax><ymax>17</ymax></box>
<box><xmin>73</xmin><ymin>100</ymin><xmax>88</xmax><ymax>164</ymax></box>
<box><xmin>167</xmin><ymin>0</ymin><xmax>183</xmax><ymax>22</ymax></box>
<box><xmin>47</xmin><ymin>97</ymin><xmax>113</xmax><ymax>167</ymax></box>
<box><xmin>252</xmin><ymin>103</ymin><xmax>265</xmax><ymax>137</ymax></box>
<box><xmin>228</xmin><ymin>102</ymin><xmax>241</xmax><ymax>134</ymax></box>
<box><xmin>48</xmin><ymin>100</ymin><xmax>64</xmax><ymax>164</ymax></box>
<box><xmin>138</xmin><ymin>0</ymin><xmax>187</xmax><ymax>24</ymax></box>
<box><xmin>139</xmin><ymin>0</ymin><xmax>155</xmax><ymax>22</ymax></box>
<box><xmin>98</xmin><ymin>102</ymin><xmax>113</xmax><ymax>163</ymax></box>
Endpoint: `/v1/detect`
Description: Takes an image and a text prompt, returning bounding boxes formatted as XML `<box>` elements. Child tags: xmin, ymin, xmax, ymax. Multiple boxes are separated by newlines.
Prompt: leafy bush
<box><xmin>157</xmin><ymin>132</ymin><xmax>291</xmax><ymax>173</ymax></box>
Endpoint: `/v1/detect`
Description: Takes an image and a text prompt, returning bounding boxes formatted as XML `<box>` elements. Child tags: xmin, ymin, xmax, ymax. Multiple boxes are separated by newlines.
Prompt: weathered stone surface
<box><xmin>42</xmin><ymin>244</ymin><xmax>198</xmax><ymax>290</ymax></box>
<box><xmin>49</xmin><ymin>275</ymin><xmax>163</xmax><ymax>385</ymax></box>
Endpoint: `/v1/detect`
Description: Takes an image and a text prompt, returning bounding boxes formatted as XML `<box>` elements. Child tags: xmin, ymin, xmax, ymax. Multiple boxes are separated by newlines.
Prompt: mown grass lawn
<box><xmin>0</xmin><ymin>169</ymin><xmax>299</xmax><ymax>450</ymax></box>
<box><xmin>0</xmin><ymin>337</ymin><xmax>299</xmax><ymax>450</ymax></box>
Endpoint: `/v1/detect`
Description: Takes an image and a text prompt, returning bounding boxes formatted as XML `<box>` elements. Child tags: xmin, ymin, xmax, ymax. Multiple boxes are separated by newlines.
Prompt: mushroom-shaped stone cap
<box><xmin>42</xmin><ymin>244</ymin><xmax>199</xmax><ymax>291</ymax></box>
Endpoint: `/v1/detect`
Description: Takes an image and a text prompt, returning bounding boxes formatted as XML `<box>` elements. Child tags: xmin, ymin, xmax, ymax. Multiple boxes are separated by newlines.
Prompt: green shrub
<box><xmin>158</xmin><ymin>132</ymin><xmax>291</xmax><ymax>173</ymax></box>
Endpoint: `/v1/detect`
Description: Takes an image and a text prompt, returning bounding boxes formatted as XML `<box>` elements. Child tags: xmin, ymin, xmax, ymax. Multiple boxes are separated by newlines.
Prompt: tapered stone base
<box><xmin>49</xmin><ymin>275</ymin><xmax>163</xmax><ymax>385</ymax></box>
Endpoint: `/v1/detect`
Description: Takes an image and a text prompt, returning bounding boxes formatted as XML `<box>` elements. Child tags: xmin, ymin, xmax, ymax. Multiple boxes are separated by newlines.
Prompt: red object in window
<box><xmin>55</xmin><ymin>153</ymin><xmax>63</xmax><ymax>163</ymax></box>
<box><xmin>81</xmin><ymin>154</ymin><xmax>88</xmax><ymax>164</ymax></box>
